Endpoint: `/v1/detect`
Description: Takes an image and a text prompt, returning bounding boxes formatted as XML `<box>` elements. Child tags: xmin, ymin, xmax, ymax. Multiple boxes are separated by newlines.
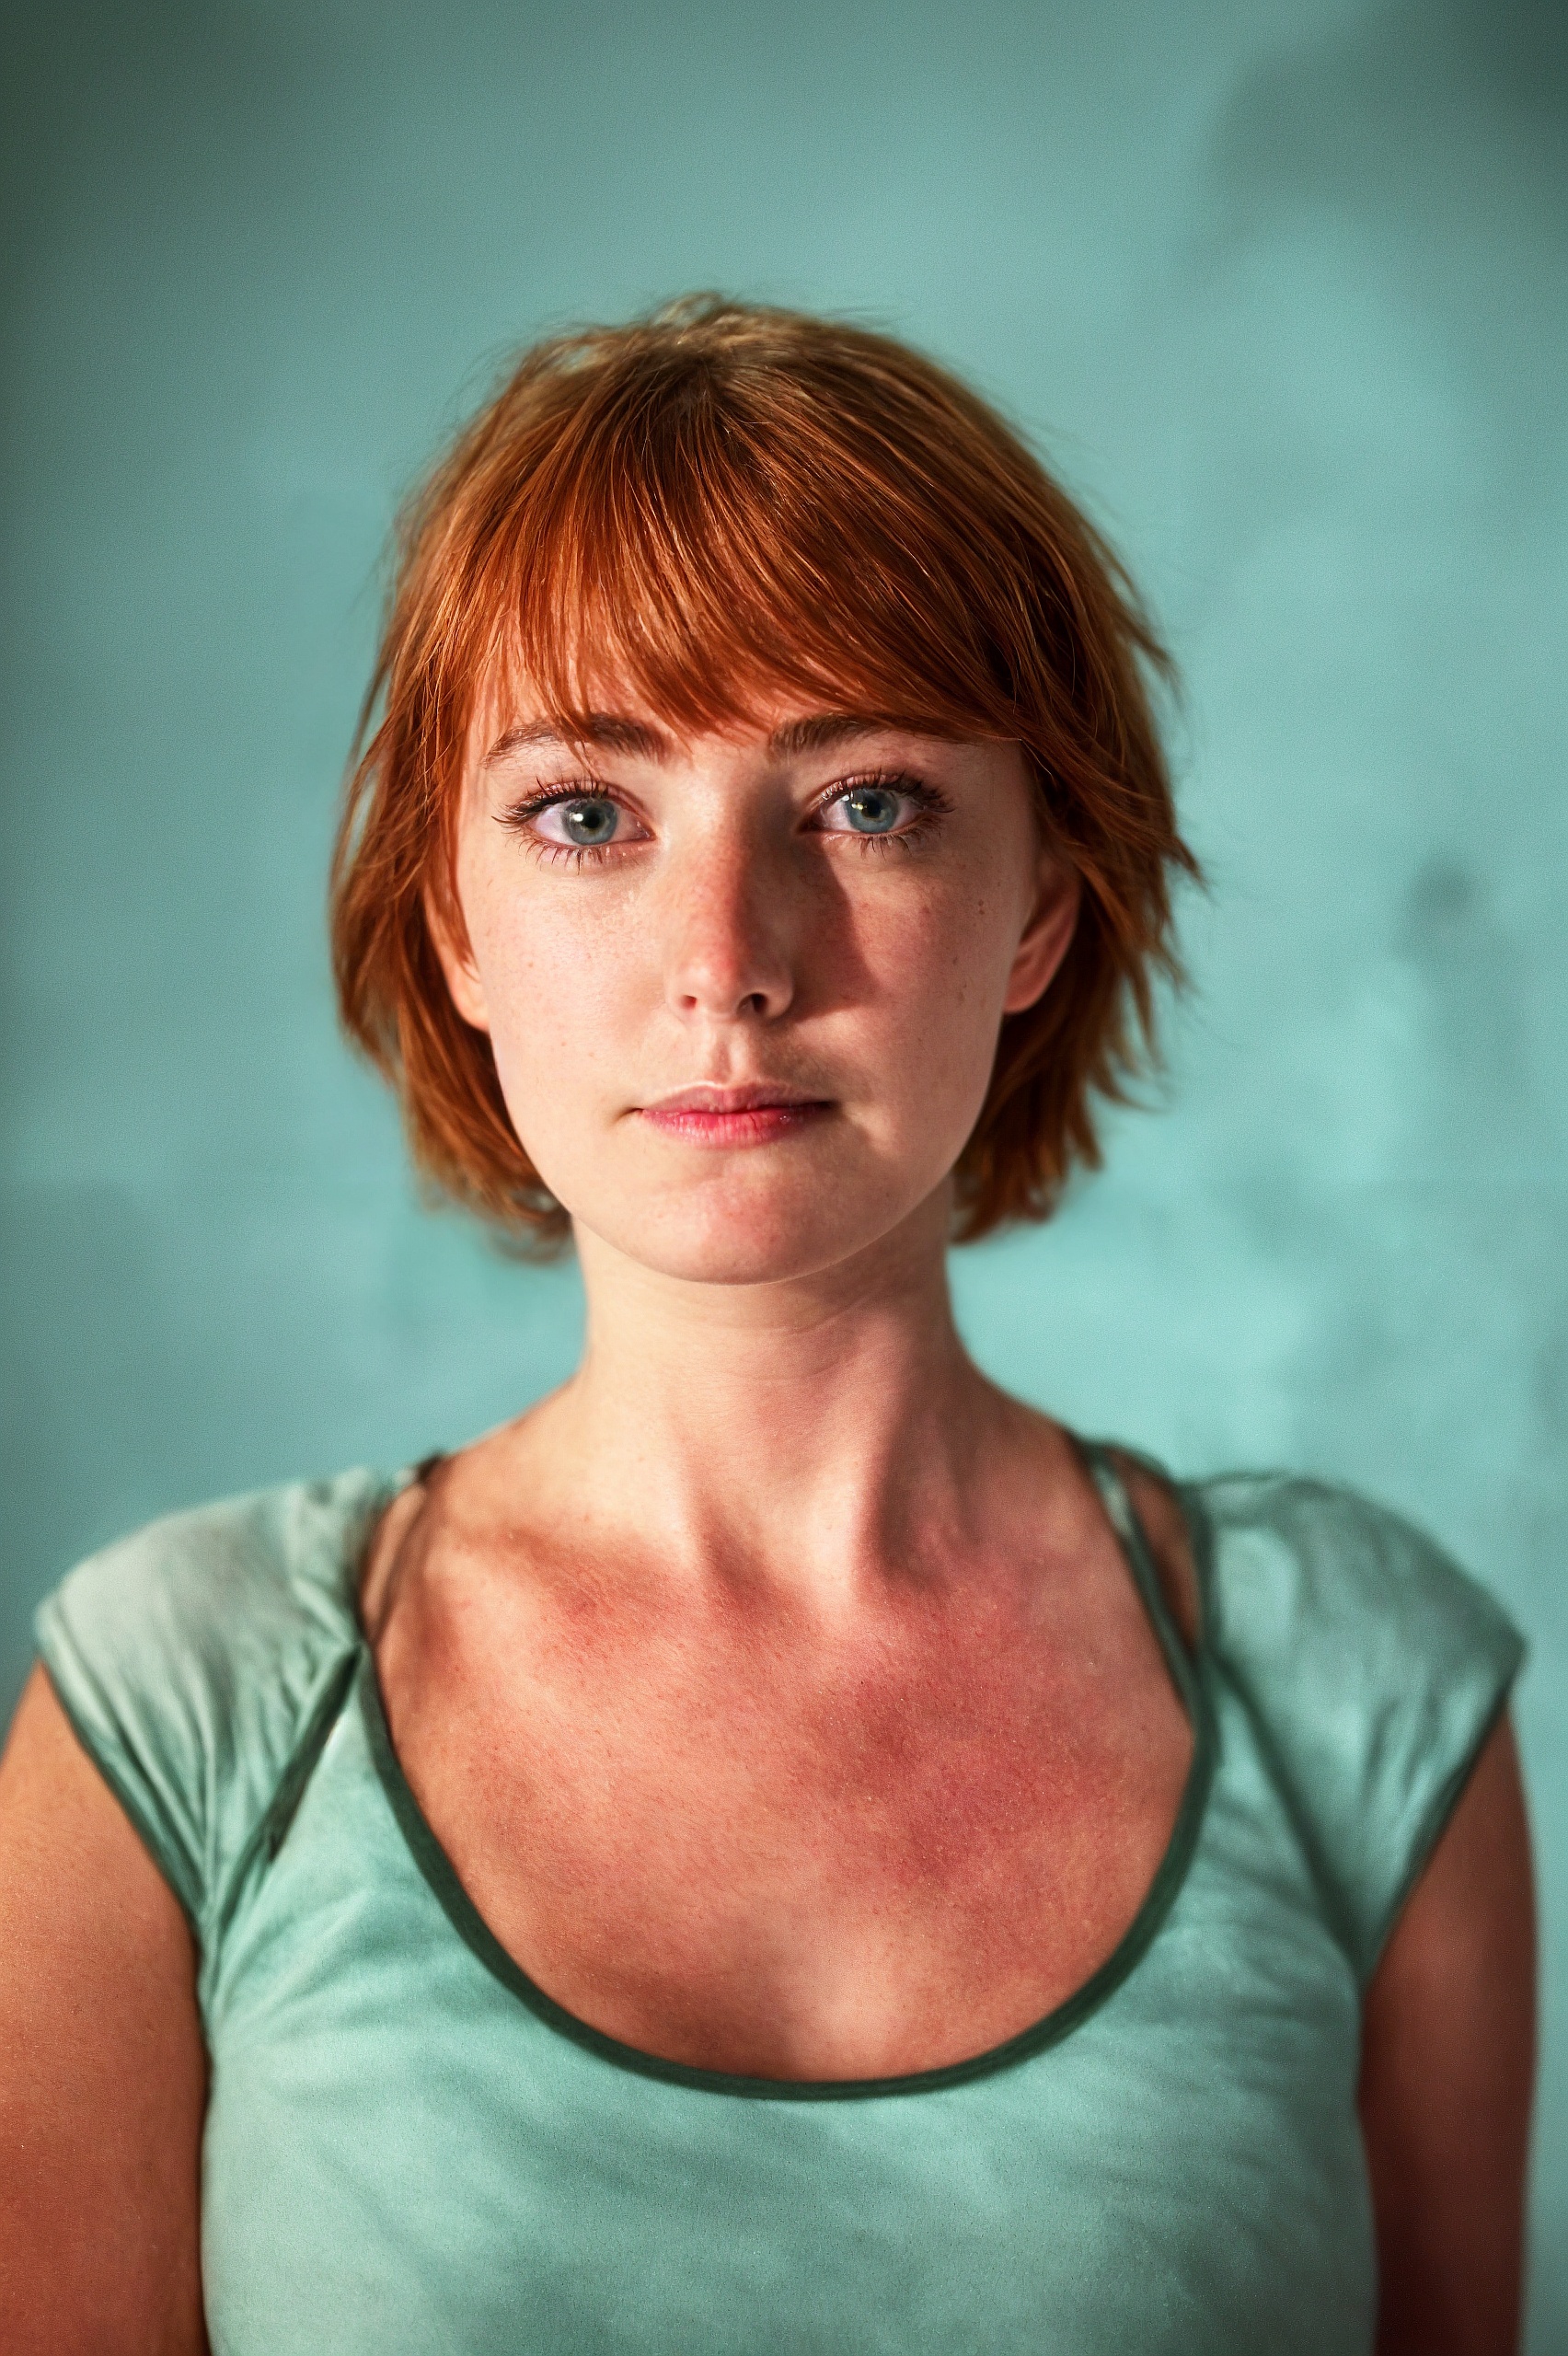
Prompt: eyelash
<box><xmin>821</xmin><ymin>770</ymin><xmax>951</xmax><ymax>854</ymax></box>
<box><xmin>498</xmin><ymin>771</ymin><xmax>952</xmax><ymax>867</ymax></box>
<box><xmin>497</xmin><ymin>786</ymin><xmax>625</xmax><ymax>869</ymax></box>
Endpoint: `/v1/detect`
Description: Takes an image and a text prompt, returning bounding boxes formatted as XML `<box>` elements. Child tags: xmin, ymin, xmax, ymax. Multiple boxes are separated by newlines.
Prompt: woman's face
<box><xmin>438</xmin><ymin>688</ymin><xmax>1079</xmax><ymax>1287</ymax></box>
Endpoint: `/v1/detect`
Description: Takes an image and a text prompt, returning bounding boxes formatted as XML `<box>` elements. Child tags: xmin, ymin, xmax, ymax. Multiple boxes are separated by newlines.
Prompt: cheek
<box><xmin>845</xmin><ymin>875</ymin><xmax>1019</xmax><ymax>1108</ymax></box>
<box><xmin>465</xmin><ymin>885</ymin><xmax>646</xmax><ymax>1132</ymax></box>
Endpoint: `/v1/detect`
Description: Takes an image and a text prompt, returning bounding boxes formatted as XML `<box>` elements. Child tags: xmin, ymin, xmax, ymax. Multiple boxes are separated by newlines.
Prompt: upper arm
<box><xmin>1359</xmin><ymin>1713</ymin><xmax>1536</xmax><ymax>2356</ymax></box>
<box><xmin>0</xmin><ymin>1665</ymin><xmax>208</xmax><ymax>2356</ymax></box>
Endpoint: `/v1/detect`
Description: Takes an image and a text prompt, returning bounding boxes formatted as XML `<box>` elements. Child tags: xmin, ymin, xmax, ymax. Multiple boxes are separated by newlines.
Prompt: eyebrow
<box><xmin>764</xmin><ymin>714</ymin><xmax>890</xmax><ymax>757</ymax></box>
<box><xmin>484</xmin><ymin>715</ymin><xmax>670</xmax><ymax>765</ymax></box>
<box><xmin>483</xmin><ymin>710</ymin><xmax>904</xmax><ymax>769</ymax></box>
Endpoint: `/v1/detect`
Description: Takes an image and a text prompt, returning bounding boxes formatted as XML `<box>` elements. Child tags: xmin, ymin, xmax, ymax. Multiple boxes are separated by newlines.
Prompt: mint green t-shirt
<box><xmin>34</xmin><ymin>1449</ymin><xmax>1523</xmax><ymax>2356</ymax></box>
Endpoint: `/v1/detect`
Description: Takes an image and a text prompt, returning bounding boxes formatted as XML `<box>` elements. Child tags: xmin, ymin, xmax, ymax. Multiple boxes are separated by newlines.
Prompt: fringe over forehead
<box><xmin>332</xmin><ymin>295</ymin><xmax>1197</xmax><ymax>1247</ymax></box>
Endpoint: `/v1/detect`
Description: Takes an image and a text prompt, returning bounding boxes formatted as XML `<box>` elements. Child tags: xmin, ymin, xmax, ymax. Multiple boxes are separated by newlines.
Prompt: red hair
<box><xmin>331</xmin><ymin>295</ymin><xmax>1196</xmax><ymax>1248</ymax></box>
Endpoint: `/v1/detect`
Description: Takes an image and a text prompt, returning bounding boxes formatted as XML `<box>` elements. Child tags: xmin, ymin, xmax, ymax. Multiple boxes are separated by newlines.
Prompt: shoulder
<box><xmin>1182</xmin><ymin>1470</ymin><xmax>1526</xmax><ymax>1981</ymax></box>
<box><xmin>1187</xmin><ymin>1470</ymin><xmax>1522</xmax><ymax>1684</ymax></box>
<box><xmin>33</xmin><ymin>1469</ymin><xmax>399</xmax><ymax>1940</ymax></box>
<box><xmin>38</xmin><ymin>1471</ymin><xmax>394</xmax><ymax>1678</ymax></box>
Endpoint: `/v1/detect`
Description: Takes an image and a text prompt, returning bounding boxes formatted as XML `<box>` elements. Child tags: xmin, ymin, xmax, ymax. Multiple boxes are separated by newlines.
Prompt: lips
<box><xmin>644</xmin><ymin>1083</ymin><xmax>825</xmax><ymax>1114</ymax></box>
<box><xmin>636</xmin><ymin>1081</ymin><xmax>835</xmax><ymax>1146</ymax></box>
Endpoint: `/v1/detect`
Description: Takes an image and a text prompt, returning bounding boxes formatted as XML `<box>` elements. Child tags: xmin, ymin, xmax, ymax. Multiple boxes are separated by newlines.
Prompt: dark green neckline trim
<box><xmin>358</xmin><ymin>1441</ymin><xmax>1218</xmax><ymax>2103</ymax></box>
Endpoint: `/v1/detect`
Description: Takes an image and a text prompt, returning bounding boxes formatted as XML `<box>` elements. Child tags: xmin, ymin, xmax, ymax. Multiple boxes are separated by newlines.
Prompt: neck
<box><xmin>513</xmin><ymin>1192</ymin><xmax>1032</xmax><ymax>1613</ymax></box>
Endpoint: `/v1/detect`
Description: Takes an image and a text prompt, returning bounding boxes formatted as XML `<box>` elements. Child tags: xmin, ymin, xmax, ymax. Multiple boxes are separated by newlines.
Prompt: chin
<box><xmin>574</xmin><ymin>1171</ymin><xmax>935</xmax><ymax>1289</ymax></box>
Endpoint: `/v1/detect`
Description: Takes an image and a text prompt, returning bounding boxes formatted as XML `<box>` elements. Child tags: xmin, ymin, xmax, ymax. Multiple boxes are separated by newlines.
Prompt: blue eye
<box><xmin>840</xmin><ymin>784</ymin><xmax>902</xmax><ymax>834</ymax></box>
<box><xmin>559</xmin><ymin>797</ymin><xmax>619</xmax><ymax>845</ymax></box>
<box><xmin>508</xmin><ymin>789</ymin><xmax>651</xmax><ymax>856</ymax></box>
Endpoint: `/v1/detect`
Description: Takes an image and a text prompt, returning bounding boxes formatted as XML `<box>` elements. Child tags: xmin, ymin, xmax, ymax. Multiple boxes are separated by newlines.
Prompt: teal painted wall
<box><xmin>3</xmin><ymin>0</ymin><xmax>1563</xmax><ymax>2330</ymax></box>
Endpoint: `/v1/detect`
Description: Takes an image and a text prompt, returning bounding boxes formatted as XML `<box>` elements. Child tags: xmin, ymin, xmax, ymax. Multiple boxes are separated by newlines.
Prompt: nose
<box><xmin>661</xmin><ymin>828</ymin><xmax>796</xmax><ymax>1025</ymax></box>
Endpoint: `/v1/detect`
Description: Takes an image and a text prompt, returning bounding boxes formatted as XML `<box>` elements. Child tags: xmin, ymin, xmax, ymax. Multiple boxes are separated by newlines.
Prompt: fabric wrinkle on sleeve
<box><xmin>1197</xmin><ymin>1474</ymin><xmax>1526</xmax><ymax>1987</ymax></box>
<box><xmin>32</xmin><ymin>1472</ymin><xmax>387</xmax><ymax>1956</ymax></box>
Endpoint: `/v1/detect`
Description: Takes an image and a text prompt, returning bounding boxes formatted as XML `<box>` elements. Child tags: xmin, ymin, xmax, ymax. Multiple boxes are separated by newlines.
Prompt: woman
<box><xmin>0</xmin><ymin>298</ymin><xmax>1535</xmax><ymax>2355</ymax></box>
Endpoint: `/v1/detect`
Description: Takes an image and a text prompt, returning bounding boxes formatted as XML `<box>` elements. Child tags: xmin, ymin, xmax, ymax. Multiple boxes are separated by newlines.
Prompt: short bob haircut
<box><xmin>332</xmin><ymin>295</ymin><xmax>1196</xmax><ymax>1250</ymax></box>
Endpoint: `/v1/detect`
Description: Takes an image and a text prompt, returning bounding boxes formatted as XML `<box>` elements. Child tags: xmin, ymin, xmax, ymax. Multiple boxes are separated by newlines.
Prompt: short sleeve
<box><xmin>33</xmin><ymin>1471</ymin><xmax>390</xmax><ymax>1945</ymax></box>
<box><xmin>1193</xmin><ymin>1473</ymin><xmax>1526</xmax><ymax>1985</ymax></box>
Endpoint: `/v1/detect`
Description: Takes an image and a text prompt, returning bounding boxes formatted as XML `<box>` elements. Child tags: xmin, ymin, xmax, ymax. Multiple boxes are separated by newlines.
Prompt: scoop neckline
<box><xmin>356</xmin><ymin>1442</ymin><xmax>1218</xmax><ymax>2102</ymax></box>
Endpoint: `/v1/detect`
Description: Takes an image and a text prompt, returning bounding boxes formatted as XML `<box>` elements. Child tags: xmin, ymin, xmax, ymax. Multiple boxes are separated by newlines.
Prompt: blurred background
<box><xmin>2</xmin><ymin>0</ymin><xmax>1564</xmax><ymax>2328</ymax></box>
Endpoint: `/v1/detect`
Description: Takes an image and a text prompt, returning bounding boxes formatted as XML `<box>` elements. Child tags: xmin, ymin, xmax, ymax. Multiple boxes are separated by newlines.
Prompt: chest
<box><xmin>201</xmin><ymin>1668</ymin><xmax>1373</xmax><ymax>2356</ymax></box>
<box><xmin>374</xmin><ymin>1566</ymin><xmax>1194</xmax><ymax>2079</ymax></box>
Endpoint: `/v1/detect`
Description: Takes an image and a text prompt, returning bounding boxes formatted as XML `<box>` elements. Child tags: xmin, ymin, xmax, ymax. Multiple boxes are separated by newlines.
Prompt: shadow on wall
<box><xmin>1211</xmin><ymin>0</ymin><xmax>1567</xmax><ymax>461</ymax></box>
<box><xmin>1215</xmin><ymin>0</ymin><xmax>1567</xmax><ymax>224</ymax></box>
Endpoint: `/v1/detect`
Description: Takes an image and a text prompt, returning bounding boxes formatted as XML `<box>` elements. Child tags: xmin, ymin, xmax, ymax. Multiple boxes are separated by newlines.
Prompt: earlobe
<box><xmin>424</xmin><ymin>892</ymin><xmax>491</xmax><ymax>1033</ymax></box>
<box><xmin>1002</xmin><ymin>858</ymin><xmax>1080</xmax><ymax>1016</ymax></box>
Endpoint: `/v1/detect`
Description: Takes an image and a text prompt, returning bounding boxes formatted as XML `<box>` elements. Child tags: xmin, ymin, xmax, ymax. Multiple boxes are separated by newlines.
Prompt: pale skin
<box><xmin>0</xmin><ymin>697</ymin><xmax>1536</xmax><ymax>2353</ymax></box>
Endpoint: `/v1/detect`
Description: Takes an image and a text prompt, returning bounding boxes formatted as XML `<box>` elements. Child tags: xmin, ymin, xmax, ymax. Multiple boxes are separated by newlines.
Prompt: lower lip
<box><xmin>638</xmin><ymin>1103</ymin><xmax>834</xmax><ymax>1147</ymax></box>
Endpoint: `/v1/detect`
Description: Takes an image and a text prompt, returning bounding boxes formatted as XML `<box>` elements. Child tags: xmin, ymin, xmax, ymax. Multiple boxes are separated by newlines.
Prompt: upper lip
<box><xmin>640</xmin><ymin>1082</ymin><xmax>832</xmax><ymax>1114</ymax></box>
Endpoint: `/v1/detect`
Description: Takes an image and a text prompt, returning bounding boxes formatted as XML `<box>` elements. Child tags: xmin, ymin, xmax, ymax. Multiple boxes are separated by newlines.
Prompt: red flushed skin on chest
<box><xmin>373</xmin><ymin>1486</ymin><xmax>1194</xmax><ymax>2084</ymax></box>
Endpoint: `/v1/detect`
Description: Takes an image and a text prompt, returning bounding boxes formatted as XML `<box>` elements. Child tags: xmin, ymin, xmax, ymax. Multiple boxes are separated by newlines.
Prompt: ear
<box><xmin>424</xmin><ymin>888</ymin><xmax>491</xmax><ymax>1034</ymax></box>
<box><xmin>1002</xmin><ymin>852</ymin><xmax>1080</xmax><ymax>1016</ymax></box>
